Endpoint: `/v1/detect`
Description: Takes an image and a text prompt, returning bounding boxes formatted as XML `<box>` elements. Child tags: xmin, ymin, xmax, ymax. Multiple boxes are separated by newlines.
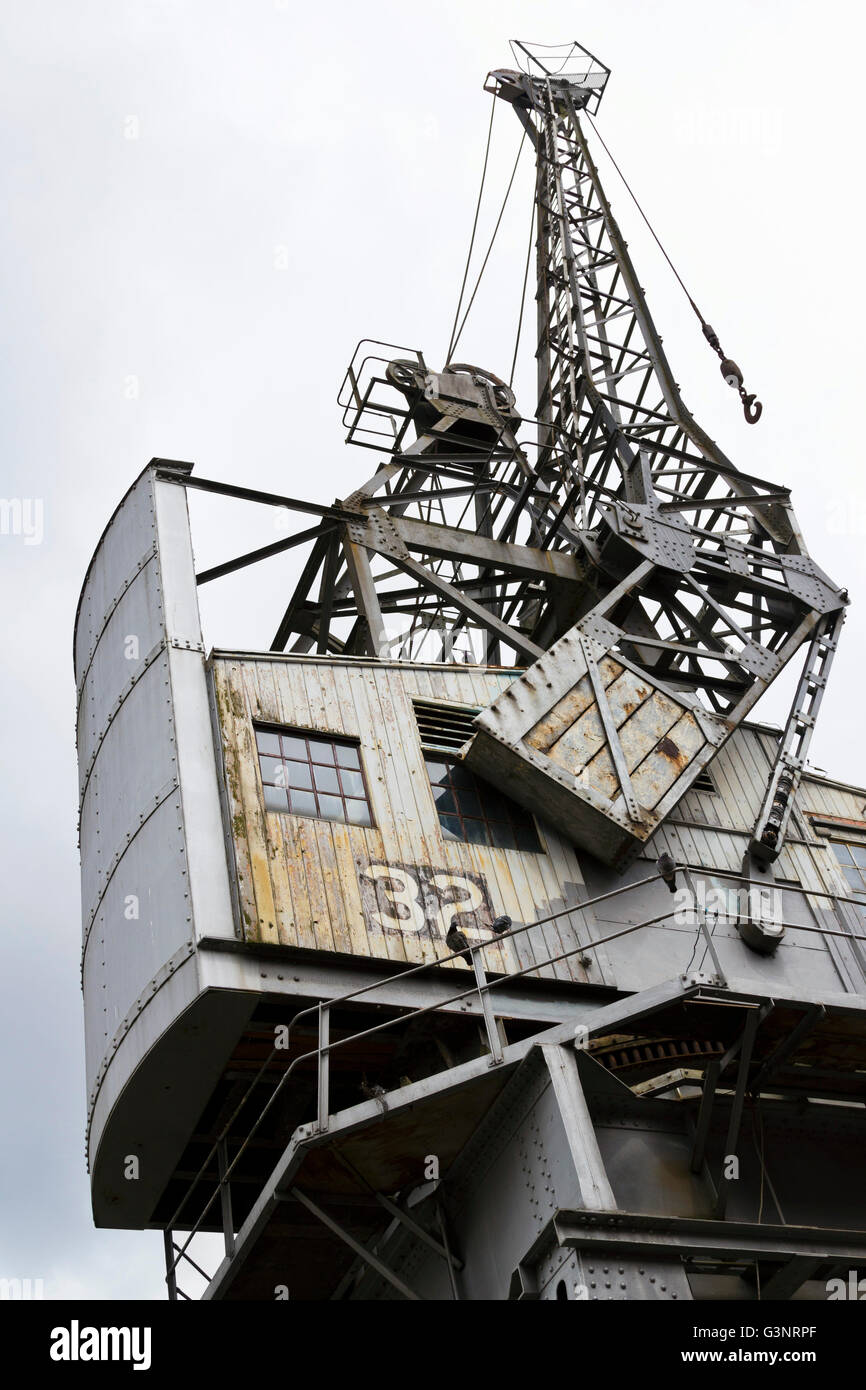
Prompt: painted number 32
<box><xmin>359</xmin><ymin>862</ymin><xmax>493</xmax><ymax>941</ymax></box>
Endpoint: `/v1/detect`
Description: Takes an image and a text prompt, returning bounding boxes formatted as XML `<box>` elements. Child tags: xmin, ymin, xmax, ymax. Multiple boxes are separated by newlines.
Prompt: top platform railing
<box><xmin>508</xmin><ymin>39</ymin><xmax>611</xmax><ymax>112</ymax></box>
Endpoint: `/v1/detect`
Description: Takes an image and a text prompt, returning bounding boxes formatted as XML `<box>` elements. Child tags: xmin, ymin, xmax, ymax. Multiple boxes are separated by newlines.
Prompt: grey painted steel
<box><xmin>750</xmin><ymin>611</ymin><xmax>844</xmax><ymax>863</ymax></box>
<box><xmin>217</xmin><ymin>1138</ymin><xmax>235</xmax><ymax>1259</ymax></box>
<box><xmin>554</xmin><ymin>1211</ymin><xmax>866</xmax><ymax>1264</ymax></box>
<box><xmin>540</xmin><ymin>1044</ymin><xmax>616</xmax><ymax>1211</ymax></box>
<box><xmin>74</xmin><ymin>479</ymin><xmax>866</xmax><ymax>1241</ymax></box>
<box><xmin>286</xmin><ymin>1189</ymin><xmax>422</xmax><ymax>1301</ymax></box>
<box><xmin>201</xmin><ymin>976</ymin><xmax>694</xmax><ymax>1297</ymax></box>
<box><xmin>714</xmin><ymin>1007</ymin><xmax>761</xmax><ymax>1217</ymax></box>
<box><xmin>163</xmin><ymin>1230</ymin><xmax>178</xmax><ymax>1302</ymax></box>
<box><xmin>471</xmin><ymin>945</ymin><xmax>504</xmax><ymax>1064</ymax></box>
<box><xmin>317</xmin><ymin>1004</ymin><xmax>329</xmax><ymax>1133</ymax></box>
<box><xmin>355</xmin><ymin>1047</ymin><xmax>615</xmax><ymax>1300</ymax></box>
<box><xmin>749</xmin><ymin>1005</ymin><xmax>826</xmax><ymax>1094</ymax></box>
<box><xmin>73</xmin><ymin>48</ymin><xmax>866</xmax><ymax>1299</ymax></box>
<box><xmin>75</xmin><ymin>461</ymin><xmax>241</xmax><ymax>1226</ymax></box>
<box><xmin>330</xmin><ymin>58</ymin><xmax>851</xmax><ymax>864</ymax></box>
<box><xmin>197</xmin><ymin>966</ymin><xmax>866</xmax><ymax>1299</ymax></box>
<box><xmin>194</xmin><ymin>936</ymin><xmax>614</xmax><ymax>1028</ymax></box>
<box><xmin>681</xmin><ymin>865</ymin><xmax>727</xmax><ymax>986</ymax></box>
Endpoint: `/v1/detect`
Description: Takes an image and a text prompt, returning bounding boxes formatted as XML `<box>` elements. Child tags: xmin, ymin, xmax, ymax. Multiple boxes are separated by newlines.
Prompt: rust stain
<box><xmin>656</xmin><ymin>736</ymin><xmax>683</xmax><ymax>763</ymax></box>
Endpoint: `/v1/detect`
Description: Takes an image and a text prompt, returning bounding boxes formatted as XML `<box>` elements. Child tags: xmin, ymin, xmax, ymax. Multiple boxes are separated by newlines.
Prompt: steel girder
<box><xmin>261</xmin><ymin>48</ymin><xmax>845</xmax><ymax>710</ymax></box>
<box><xmin>189</xmin><ymin>42</ymin><xmax>847</xmax><ymax>857</ymax></box>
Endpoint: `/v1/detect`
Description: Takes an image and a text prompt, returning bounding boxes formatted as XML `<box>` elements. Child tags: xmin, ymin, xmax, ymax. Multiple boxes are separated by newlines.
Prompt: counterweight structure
<box><xmin>74</xmin><ymin>42</ymin><xmax>866</xmax><ymax>1301</ymax></box>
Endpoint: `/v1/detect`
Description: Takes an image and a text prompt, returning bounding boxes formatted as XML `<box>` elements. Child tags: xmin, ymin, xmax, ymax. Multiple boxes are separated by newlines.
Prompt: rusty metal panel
<box><xmin>465</xmin><ymin>627</ymin><xmax>726</xmax><ymax>867</ymax></box>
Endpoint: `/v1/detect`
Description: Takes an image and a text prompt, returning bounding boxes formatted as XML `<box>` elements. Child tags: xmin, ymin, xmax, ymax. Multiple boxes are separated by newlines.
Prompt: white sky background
<box><xmin>0</xmin><ymin>0</ymin><xmax>864</xmax><ymax>1299</ymax></box>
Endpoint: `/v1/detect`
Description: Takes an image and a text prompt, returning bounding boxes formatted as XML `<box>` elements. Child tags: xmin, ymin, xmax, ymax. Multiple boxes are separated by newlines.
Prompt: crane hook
<box><xmin>576</xmin><ymin>114</ymin><xmax>765</xmax><ymax>427</ymax></box>
<box><xmin>702</xmin><ymin>324</ymin><xmax>763</xmax><ymax>425</ymax></box>
<box><xmin>742</xmin><ymin>393</ymin><xmax>762</xmax><ymax>425</ymax></box>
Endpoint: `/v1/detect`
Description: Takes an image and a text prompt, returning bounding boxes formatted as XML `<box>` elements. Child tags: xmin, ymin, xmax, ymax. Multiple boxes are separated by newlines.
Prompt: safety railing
<box><xmin>163</xmin><ymin>860</ymin><xmax>866</xmax><ymax>1295</ymax></box>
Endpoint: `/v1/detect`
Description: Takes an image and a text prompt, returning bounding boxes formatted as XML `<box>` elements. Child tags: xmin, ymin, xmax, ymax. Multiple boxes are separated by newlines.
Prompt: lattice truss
<box><xmin>244</xmin><ymin>43</ymin><xmax>846</xmax><ymax>729</ymax></box>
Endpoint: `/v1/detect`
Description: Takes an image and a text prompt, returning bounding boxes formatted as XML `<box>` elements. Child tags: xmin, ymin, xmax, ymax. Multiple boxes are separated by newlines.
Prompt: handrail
<box><xmin>677</xmin><ymin>861</ymin><xmax>866</xmax><ymax>915</ymax></box>
<box><xmin>164</xmin><ymin>868</ymin><xmax>667</xmax><ymax>1236</ymax></box>
<box><xmin>165</xmin><ymin>876</ymin><xmax>679</xmax><ymax>1274</ymax></box>
<box><xmin>164</xmin><ymin>862</ymin><xmax>866</xmax><ymax>1281</ymax></box>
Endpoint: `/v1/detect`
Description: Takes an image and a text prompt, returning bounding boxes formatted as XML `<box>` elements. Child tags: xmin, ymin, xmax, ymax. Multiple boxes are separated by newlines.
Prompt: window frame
<box><xmin>825</xmin><ymin>836</ymin><xmax>866</xmax><ymax>915</ymax></box>
<box><xmin>807</xmin><ymin>815</ymin><xmax>866</xmax><ymax>920</ymax></box>
<box><xmin>422</xmin><ymin>751</ymin><xmax>544</xmax><ymax>855</ymax></box>
<box><xmin>253</xmin><ymin>722</ymin><xmax>375</xmax><ymax>829</ymax></box>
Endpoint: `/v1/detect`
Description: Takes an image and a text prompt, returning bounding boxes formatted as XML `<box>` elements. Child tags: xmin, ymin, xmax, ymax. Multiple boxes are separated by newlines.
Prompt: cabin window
<box><xmin>828</xmin><ymin>840</ymin><xmax>866</xmax><ymax>913</ymax></box>
<box><xmin>255</xmin><ymin>726</ymin><xmax>373</xmax><ymax>827</ymax></box>
<box><xmin>423</xmin><ymin>754</ymin><xmax>542</xmax><ymax>853</ymax></box>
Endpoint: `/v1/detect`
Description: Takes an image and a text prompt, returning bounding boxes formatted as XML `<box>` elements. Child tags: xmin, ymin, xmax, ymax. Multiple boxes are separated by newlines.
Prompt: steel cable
<box><xmin>446</xmin><ymin>92</ymin><xmax>496</xmax><ymax>365</ymax></box>
<box><xmin>448</xmin><ymin>126</ymin><xmax>527</xmax><ymax>362</ymax></box>
<box><xmin>583</xmin><ymin>107</ymin><xmax>762</xmax><ymax>422</ymax></box>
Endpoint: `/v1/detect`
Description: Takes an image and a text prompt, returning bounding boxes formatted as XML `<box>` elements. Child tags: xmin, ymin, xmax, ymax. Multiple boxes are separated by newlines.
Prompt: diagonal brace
<box><xmin>287</xmin><ymin>1188</ymin><xmax>423</xmax><ymax>1301</ymax></box>
<box><xmin>577</xmin><ymin>632</ymin><xmax>644</xmax><ymax>823</ymax></box>
<box><xmin>750</xmin><ymin>1005</ymin><xmax>825</xmax><ymax>1096</ymax></box>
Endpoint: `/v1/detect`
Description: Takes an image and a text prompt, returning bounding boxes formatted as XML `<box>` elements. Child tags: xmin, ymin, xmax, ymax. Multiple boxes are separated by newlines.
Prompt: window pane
<box><xmin>449</xmin><ymin>765</ymin><xmax>476</xmax><ymax>795</ymax></box>
<box><xmin>850</xmin><ymin>845</ymin><xmax>866</xmax><ymax>868</ymax></box>
<box><xmin>313</xmin><ymin>765</ymin><xmax>341</xmax><ymax>795</ymax></box>
<box><xmin>480</xmin><ymin>788</ymin><xmax>508</xmax><ymax>820</ymax></box>
<box><xmin>345</xmin><ymin>799</ymin><xmax>372</xmax><ymax>827</ymax></box>
<box><xmin>284</xmin><ymin>760</ymin><xmax>312</xmax><ymax>790</ymax></box>
<box><xmin>463</xmin><ymin>817</ymin><xmax>489</xmax><ymax>846</ymax></box>
<box><xmin>514</xmin><ymin>820</ymin><xmax>541</xmax><ymax>853</ymax></box>
<box><xmin>260</xmin><ymin>755</ymin><xmax>285</xmax><ymax>786</ymax></box>
<box><xmin>424</xmin><ymin>758</ymin><xmax>450</xmax><ymax>785</ymax></box>
<box><xmin>454</xmin><ymin>788</ymin><xmax>483</xmax><ymax>819</ymax></box>
<box><xmin>263</xmin><ymin>785</ymin><xmax>289</xmax><ymax>813</ymax></box>
<box><xmin>281</xmin><ymin>735</ymin><xmax>308</xmax><ymax>760</ymax></box>
<box><xmin>489</xmin><ymin>820</ymin><xmax>516</xmax><ymax>850</ymax></box>
<box><xmin>289</xmin><ymin>790</ymin><xmax>317</xmax><ymax>817</ymax></box>
<box><xmin>842</xmin><ymin>866</ymin><xmax>864</xmax><ymax>892</ymax></box>
<box><xmin>433</xmin><ymin>787</ymin><xmax>457</xmax><ymax>816</ymax></box>
<box><xmin>339</xmin><ymin>769</ymin><xmax>365</xmax><ymax>798</ymax></box>
<box><xmin>439</xmin><ymin>814</ymin><xmax>463</xmax><ymax>841</ymax></box>
<box><xmin>832</xmin><ymin>843</ymin><xmax>853</xmax><ymax>864</ymax></box>
<box><xmin>255</xmin><ymin>728</ymin><xmax>372</xmax><ymax>828</ymax></box>
<box><xmin>424</xmin><ymin>755</ymin><xmax>543</xmax><ymax>854</ymax></box>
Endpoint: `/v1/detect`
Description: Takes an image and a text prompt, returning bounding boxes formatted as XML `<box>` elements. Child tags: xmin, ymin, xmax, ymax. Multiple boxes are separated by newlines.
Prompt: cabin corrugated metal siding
<box><xmin>593</xmin><ymin>725</ymin><xmax>865</xmax><ymax>995</ymax></box>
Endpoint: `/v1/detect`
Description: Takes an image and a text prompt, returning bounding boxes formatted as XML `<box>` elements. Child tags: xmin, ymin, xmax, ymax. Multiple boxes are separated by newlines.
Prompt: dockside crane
<box><xmin>73</xmin><ymin>37</ymin><xmax>866</xmax><ymax>1304</ymax></box>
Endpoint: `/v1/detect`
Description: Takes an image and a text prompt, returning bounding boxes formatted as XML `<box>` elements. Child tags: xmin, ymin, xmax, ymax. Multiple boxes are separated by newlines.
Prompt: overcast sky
<box><xmin>1</xmin><ymin>0</ymin><xmax>863</xmax><ymax>1300</ymax></box>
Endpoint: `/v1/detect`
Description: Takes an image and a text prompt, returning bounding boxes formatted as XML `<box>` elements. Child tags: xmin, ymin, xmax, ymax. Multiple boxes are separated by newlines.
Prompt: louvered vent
<box><xmin>692</xmin><ymin>769</ymin><xmax>717</xmax><ymax>794</ymax></box>
<box><xmin>412</xmin><ymin>698</ymin><xmax>480</xmax><ymax>754</ymax></box>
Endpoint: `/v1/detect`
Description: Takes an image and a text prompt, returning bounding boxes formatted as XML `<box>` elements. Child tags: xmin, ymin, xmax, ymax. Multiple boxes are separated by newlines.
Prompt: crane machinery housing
<box><xmin>74</xmin><ymin>40</ymin><xmax>866</xmax><ymax>1302</ymax></box>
